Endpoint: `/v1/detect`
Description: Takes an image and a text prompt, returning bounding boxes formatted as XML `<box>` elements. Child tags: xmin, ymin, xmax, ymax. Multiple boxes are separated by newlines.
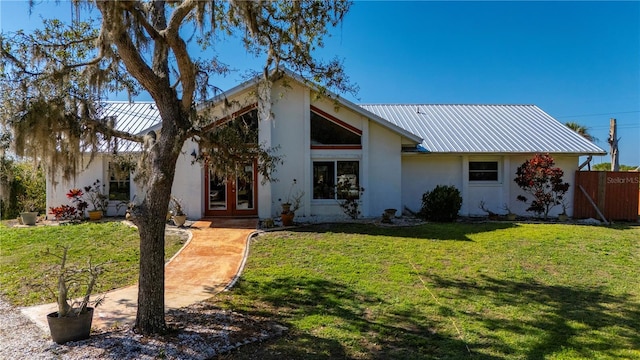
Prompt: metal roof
<box><xmin>98</xmin><ymin>101</ymin><xmax>160</xmax><ymax>152</ymax></box>
<box><xmin>359</xmin><ymin>104</ymin><xmax>606</xmax><ymax>155</ymax></box>
<box><xmin>97</xmin><ymin>97</ymin><xmax>606</xmax><ymax>156</ymax></box>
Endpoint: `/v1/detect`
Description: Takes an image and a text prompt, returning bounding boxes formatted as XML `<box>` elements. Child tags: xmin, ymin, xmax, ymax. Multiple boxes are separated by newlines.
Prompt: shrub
<box><xmin>1</xmin><ymin>161</ymin><xmax>46</xmax><ymax>219</ymax></box>
<box><xmin>49</xmin><ymin>205</ymin><xmax>78</xmax><ymax>220</ymax></box>
<box><xmin>514</xmin><ymin>153</ymin><xmax>569</xmax><ymax>219</ymax></box>
<box><xmin>419</xmin><ymin>185</ymin><xmax>462</xmax><ymax>222</ymax></box>
<box><xmin>336</xmin><ymin>177</ymin><xmax>364</xmax><ymax>219</ymax></box>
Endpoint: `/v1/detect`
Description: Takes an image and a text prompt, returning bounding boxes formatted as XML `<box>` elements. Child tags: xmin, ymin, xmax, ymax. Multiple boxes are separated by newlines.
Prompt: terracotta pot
<box><xmin>281</xmin><ymin>203</ymin><xmax>292</xmax><ymax>214</ymax></box>
<box><xmin>47</xmin><ymin>307</ymin><xmax>94</xmax><ymax>344</ymax></box>
<box><xmin>88</xmin><ymin>210</ymin><xmax>103</xmax><ymax>221</ymax></box>
<box><xmin>281</xmin><ymin>212</ymin><xmax>295</xmax><ymax>226</ymax></box>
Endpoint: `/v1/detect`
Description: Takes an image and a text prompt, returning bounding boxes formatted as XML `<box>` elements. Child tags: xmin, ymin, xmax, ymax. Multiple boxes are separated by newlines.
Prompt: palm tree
<box><xmin>565</xmin><ymin>122</ymin><xmax>598</xmax><ymax>142</ymax></box>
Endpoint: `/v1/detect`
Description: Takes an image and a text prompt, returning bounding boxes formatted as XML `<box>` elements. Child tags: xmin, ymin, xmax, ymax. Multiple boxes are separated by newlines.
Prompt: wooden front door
<box><xmin>204</xmin><ymin>162</ymin><xmax>258</xmax><ymax>217</ymax></box>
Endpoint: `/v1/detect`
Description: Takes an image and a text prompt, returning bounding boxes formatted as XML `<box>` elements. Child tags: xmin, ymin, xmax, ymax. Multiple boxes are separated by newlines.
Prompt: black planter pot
<box><xmin>46</xmin><ymin>307</ymin><xmax>94</xmax><ymax>344</ymax></box>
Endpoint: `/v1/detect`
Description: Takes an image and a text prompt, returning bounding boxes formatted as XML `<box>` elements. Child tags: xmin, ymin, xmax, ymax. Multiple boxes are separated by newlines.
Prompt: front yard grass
<box><xmin>216</xmin><ymin>222</ymin><xmax>640</xmax><ymax>359</ymax></box>
<box><xmin>0</xmin><ymin>221</ymin><xmax>186</xmax><ymax>306</ymax></box>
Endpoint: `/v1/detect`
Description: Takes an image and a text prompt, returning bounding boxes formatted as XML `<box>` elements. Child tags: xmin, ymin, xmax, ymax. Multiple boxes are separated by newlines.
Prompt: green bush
<box><xmin>419</xmin><ymin>185</ymin><xmax>462</xmax><ymax>222</ymax></box>
<box><xmin>1</xmin><ymin>161</ymin><xmax>46</xmax><ymax>219</ymax></box>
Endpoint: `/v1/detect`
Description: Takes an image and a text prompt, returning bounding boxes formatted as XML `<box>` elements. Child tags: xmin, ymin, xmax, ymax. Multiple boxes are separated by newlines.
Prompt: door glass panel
<box><xmin>209</xmin><ymin>171</ymin><xmax>227</xmax><ymax>210</ymax></box>
<box><xmin>236</xmin><ymin>165</ymin><xmax>254</xmax><ymax>210</ymax></box>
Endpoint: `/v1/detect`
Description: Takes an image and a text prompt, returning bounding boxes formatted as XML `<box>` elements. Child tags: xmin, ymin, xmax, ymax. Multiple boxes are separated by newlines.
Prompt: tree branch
<box><xmin>0</xmin><ymin>40</ymin><xmax>40</xmax><ymax>76</ymax></box>
<box><xmin>164</xmin><ymin>0</ymin><xmax>199</xmax><ymax>111</ymax></box>
<box><xmin>85</xmin><ymin>118</ymin><xmax>143</xmax><ymax>144</ymax></box>
<box><xmin>95</xmin><ymin>2</ymin><xmax>163</xmax><ymax>100</ymax></box>
<box><xmin>122</xmin><ymin>1</ymin><xmax>163</xmax><ymax>41</ymax></box>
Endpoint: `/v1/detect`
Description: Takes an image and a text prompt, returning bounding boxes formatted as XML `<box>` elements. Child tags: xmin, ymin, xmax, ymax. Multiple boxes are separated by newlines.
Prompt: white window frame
<box><xmin>107</xmin><ymin>162</ymin><xmax>131</xmax><ymax>201</ymax></box>
<box><xmin>468</xmin><ymin>159</ymin><xmax>501</xmax><ymax>184</ymax></box>
<box><xmin>312</xmin><ymin>159</ymin><xmax>361</xmax><ymax>201</ymax></box>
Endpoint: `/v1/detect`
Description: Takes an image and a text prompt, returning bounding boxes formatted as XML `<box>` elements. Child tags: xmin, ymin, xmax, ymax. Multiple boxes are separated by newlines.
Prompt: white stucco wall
<box><xmin>267</xmin><ymin>82</ymin><xmax>310</xmax><ymax>217</ymax></box>
<box><xmin>367</xmin><ymin>122</ymin><xmax>403</xmax><ymax>216</ymax></box>
<box><xmin>46</xmin><ymin>154</ymin><xmax>136</xmax><ymax>218</ymax></box>
<box><xmin>47</xmin><ymin>156</ymin><xmax>104</xmax><ymax>219</ymax></box>
<box><xmin>47</xmin><ymin>149</ymin><xmax>205</xmax><ymax>220</ymax></box>
<box><xmin>402</xmin><ymin>153</ymin><xmax>580</xmax><ymax>217</ymax></box>
<box><xmin>225</xmin><ymin>81</ymin><xmax>408</xmax><ymax>219</ymax></box>
<box><xmin>171</xmin><ymin>139</ymin><xmax>204</xmax><ymax>219</ymax></box>
<box><xmin>401</xmin><ymin>155</ymin><xmax>463</xmax><ymax>214</ymax></box>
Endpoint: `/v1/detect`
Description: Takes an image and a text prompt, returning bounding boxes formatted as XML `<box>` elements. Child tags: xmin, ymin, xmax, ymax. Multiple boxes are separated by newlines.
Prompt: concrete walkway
<box><xmin>21</xmin><ymin>218</ymin><xmax>258</xmax><ymax>332</ymax></box>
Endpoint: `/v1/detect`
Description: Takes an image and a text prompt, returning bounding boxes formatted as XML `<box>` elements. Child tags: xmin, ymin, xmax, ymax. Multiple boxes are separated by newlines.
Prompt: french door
<box><xmin>204</xmin><ymin>162</ymin><xmax>258</xmax><ymax>217</ymax></box>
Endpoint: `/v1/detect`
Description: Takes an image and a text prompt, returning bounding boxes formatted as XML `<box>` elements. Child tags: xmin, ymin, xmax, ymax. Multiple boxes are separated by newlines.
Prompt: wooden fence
<box><xmin>573</xmin><ymin>171</ymin><xmax>640</xmax><ymax>222</ymax></box>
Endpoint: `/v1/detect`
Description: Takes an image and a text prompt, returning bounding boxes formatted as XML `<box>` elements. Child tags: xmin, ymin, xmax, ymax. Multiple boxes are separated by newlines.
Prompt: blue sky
<box><xmin>2</xmin><ymin>1</ymin><xmax>639</xmax><ymax>166</ymax></box>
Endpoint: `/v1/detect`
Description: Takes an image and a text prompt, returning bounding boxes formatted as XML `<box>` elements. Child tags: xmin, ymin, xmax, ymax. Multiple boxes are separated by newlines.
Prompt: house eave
<box><xmin>200</xmin><ymin>68</ymin><xmax>424</xmax><ymax>145</ymax></box>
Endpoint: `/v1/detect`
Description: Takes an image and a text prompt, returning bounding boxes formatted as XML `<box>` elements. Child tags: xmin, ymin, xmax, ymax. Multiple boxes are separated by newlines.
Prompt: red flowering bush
<box><xmin>66</xmin><ymin>188</ymin><xmax>89</xmax><ymax>213</ymax></box>
<box><xmin>49</xmin><ymin>188</ymin><xmax>89</xmax><ymax>221</ymax></box>
<box><xmin>48</xmin><ymin>205</ymin><xmax>78</xmax><ymax>220</ymax></box>
<box><xmin>49</xmin><ymin>180</ymin><xmax>108</xmax><ymax>221</ymax></box>
<box><xmin>514</xmin><ymin>154</ymin><xmax>570</xmax><ymax>219</ymax></box>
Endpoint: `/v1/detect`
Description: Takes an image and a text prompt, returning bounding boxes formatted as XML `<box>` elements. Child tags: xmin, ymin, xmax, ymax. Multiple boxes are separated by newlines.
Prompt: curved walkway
<box><xmin>21</xmin><ymin>218</ymin><xmax>258</xmax><ymax>332</ymax></box>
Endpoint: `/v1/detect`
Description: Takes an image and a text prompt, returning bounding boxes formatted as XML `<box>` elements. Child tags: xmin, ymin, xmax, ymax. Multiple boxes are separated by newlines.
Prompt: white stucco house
<box><xmin>46</xmin><ymin>71</ymin><xmax>606</xmax><ymax>220</ymax></box>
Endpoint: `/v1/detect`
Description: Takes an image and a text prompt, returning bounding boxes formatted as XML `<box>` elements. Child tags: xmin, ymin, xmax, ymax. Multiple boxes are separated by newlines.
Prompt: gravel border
<box><xmin>1</xmin><ymin>296</ymin><xmax>286</xmax><ymax>360</ymax></box>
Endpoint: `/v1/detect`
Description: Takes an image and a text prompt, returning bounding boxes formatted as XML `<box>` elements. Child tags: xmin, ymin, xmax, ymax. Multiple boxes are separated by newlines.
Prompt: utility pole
<box><xmin>608</xmin><ymin>118</ymin><xmax>619</xmax><ymax>171</ymax></box>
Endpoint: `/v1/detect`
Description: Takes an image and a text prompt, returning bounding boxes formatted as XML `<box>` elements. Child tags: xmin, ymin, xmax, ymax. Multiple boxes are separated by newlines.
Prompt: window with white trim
<box><xmin>469</xmin><ymin>161</ymin><xmax>499</xmax><ymax>181</ymax></box>
<box><xmin>108</xmin><ymin>162</ymin><xmax>131</xmax><ymax>201</ymax></box>
<box><xmin>312</xmin><ymin>160</ymin><xmax>360</xmax><ymax>199</ymax></box>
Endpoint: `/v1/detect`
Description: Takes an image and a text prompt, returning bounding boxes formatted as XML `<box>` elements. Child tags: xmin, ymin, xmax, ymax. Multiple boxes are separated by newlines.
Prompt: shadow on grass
<box><xmin>428</xmin><ymin>274</ymin><xmax>640</xmax><ymax>359</ymax></box>
<box><xmin>219</xmin><ymin>273</ymin><xmax>640</xmax><ymax>359</ymax></box>
<box><xmin>602</xmin><ymin>222</ymin><xmax>640</xmax><ymax>231</ymax></box>
<box><xmin>220</xmin><ymin>276</ymin><xmax>501</xmax><ymax>359</ymax></box>
<box><xmin>288</xmin><ymin>222</ymin><xmax>519</xmax><ymax>241</ymax></box>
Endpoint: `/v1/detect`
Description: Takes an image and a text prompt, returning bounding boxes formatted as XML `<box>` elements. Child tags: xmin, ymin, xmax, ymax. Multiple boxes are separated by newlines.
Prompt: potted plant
<box><xmin>19</xmin><ymin>196</ymin><xmax>39</xmax><ymax>225</ymax></box>
<box><xmin>381</xmin><ymin>208</ymin><xmax>397</xmax><ymax>223</ymax></box>
<box><xmin>280</xmin><ymin>179</ymin><xmax>303</xmax><ymax>226</ymax></box>
<box><xmin>44</xmin><ymin>245</ymin><xmax>104</xmax><ymax>344</ymax></box>
<box><xmin>479</xmin><ymin>200</ymin><xmax>499</xmax><ymax>220</ymax></box>
<box><xmin>124</xmin><ymin>196</ymin><xmax>137</xmax><ymax>221</ymax></box>
<box><xmin>83</xmin><ymin>179</ymin><xmax>108</xmax><ymax>220</ymax></box>
<box><xmin>171</xmin><ymin>196</ymin><xmax>187</xmax><ymax>227</ymax></box>
<box><xmin>558</xmin><ymin>201</ymin><xmax>569</xmax><ymax>221</ymax></box>
<box><xmin>503</xmin><ymin>204</ymin><xmax>517</xmax><ymax>221</ymax></box>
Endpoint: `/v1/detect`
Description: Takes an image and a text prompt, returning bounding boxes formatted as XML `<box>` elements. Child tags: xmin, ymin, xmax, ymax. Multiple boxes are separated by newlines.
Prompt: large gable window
<box><xmin>203</xmin><ymin>106</ymin><xmax>259</xmax><ymax>144</ymax></box>
<box><xmin>310</xmin><ymin>107</ymin><xmax>361</xmax><ymax>148</ymax></box>
<box><xmin>469</xmin><ymin>161</ymin><xmax>499</xmax><ymax>181</ymax></box>
<box><xmin>227</xmin><ymin>108</ymin><xmax>259</xmax><ymax>144</ymax></box>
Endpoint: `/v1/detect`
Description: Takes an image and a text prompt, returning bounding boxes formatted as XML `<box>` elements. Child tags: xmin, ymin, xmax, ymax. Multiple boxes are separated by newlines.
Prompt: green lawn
<box><xmin>0</xmin><ymin>221</ymin><xmax>186</xmax><ymax>306</ymax></box>
<box><xmin>215</xmin><ymin>222</ymin><xmax>640</xmax><ymax>359</ymax></box>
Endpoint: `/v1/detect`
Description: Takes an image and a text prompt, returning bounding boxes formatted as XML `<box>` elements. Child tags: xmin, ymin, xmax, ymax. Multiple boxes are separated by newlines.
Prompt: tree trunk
<box><xmin>134</xmin><ymin>110</ymin><xmax>183</xmax><ymax>334</ymax></box>
<box><xmin>135</xmin><ymin>206</ymin><xmax>170</xmax><ymax>334</ymax></box>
